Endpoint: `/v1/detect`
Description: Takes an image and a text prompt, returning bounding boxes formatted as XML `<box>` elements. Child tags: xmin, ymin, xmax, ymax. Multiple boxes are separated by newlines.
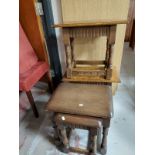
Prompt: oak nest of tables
<box><xmin>47</xmin><ymin>82</ymin><xmax>113</xmax><ymax>155</ymax></box>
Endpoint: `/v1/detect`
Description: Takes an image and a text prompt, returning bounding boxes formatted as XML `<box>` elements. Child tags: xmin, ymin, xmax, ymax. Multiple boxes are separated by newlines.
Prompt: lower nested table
<box><xmin>47</xmin><ymin>82</ymin><xmax>113</xmax><ymax>154</ymax></box>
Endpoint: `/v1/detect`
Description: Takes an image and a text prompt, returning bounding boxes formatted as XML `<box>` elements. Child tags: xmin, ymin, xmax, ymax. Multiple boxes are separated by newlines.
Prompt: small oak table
<box><xmin>47</xmin><ymin>82</ymin><xmax>113</xmax><ymax>155</ymax></box>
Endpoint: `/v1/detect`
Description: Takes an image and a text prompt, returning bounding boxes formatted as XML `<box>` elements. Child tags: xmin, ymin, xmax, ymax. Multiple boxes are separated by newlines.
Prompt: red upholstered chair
<box><xmin>19</xmin><ymin>23</ymin><xmax>51</xmax><ymax>118</ymax></box>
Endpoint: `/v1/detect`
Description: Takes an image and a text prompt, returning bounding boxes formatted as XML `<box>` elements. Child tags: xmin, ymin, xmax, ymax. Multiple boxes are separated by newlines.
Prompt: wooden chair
<box><xmin>19</xmin><ymin>23</ymin><xmax>52</xmax><ymax>118</ymax></box>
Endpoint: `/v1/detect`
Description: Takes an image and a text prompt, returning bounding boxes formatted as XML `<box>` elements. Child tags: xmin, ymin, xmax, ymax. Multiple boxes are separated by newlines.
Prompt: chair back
<box><xmin>19</xmin><ymin>23</ymin><xmax>38</xmax><ymax>74</ymax></box>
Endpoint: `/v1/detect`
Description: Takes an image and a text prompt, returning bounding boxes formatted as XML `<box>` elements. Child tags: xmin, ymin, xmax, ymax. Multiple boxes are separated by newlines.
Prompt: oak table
<box><xmin>47</xmin><ymin>82</ymin><xmax>113</xmax><ymax>155</ymax></box>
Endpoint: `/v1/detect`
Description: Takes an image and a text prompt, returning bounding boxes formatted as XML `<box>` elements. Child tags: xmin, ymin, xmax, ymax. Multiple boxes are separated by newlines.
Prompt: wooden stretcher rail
<box><xmin>69</xmin><ymin>147</ymin><xmax>89</xmax><ymax>154</ymax></box>
<box><xmin>52</xmin><ymin>20</ymin><xmax>128</xmax><ymax>28</ymax></box>
<box><xmin>63</xmin><ymin>67</ymin><xmax>120</xmax><ymax>83</ymax></box>
<box><xmin>76</xmin><ymin>60</ymin><xmax>105</xmax><ymax>65</ymax></box>
<box><xmin>63</xmin><ymin>77</ymin><xmax>120</xmax><ymax>83</ymax></box>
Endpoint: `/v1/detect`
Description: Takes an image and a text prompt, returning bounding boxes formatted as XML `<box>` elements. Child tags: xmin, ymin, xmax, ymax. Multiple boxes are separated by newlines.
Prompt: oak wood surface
<box><xmin>69</xmin><ymin>147</ymin><xmax>89</xmax><ymax>154</ymax></box>
<box><xmin>59</xmin><ymin>0</ymin><xmax>129</xmax><ymax>94</ymax></box>
<box><xmin>112</xmin><ymin>24</ymin><xmax>127</xmax><ymax>94</ymax></box>
<box><xmin>52</xmin><ymin>20</ymin><xmax>128</xmax><ymax>28</ymax></box>
<box><xmin>47</xmin><ymin>82</ymin><xmax>113</xmax><ymax>118</ymax></box>
<box><xmin>55</xmin><ymin>114</ymin><xmax>103</xmax><ymax>128</ymax></box>
<box><xmin>55</xmin><ymin>113</ymin><xmax>102</xmax><ymax>155</ymax></box>
<box><xmin>75</xmin><ymin>60</ymin><xmax>105</xmax><ymax>65</ymax></box>
<box><xmin>73</xmin><ymin>37</ymin><xmax>107</xmax><ymax>61</ymax></box>
<box><xmin>61</xmin><ymin>0</ymin><xmax>129</xmax><ymax>22</ymax></box>
<box><xmin>125</xmin><ymin>0</ymin><xmax>135</xmax><ymax>41</ymax></box>
<box><xmin>62</xmin><ymin>67</ymin><xmax>120</xmax><ymax>83</ymax></box>
<box><xmin>62</xmin><ymin>26</ymin><xmax>117</xmax><ymax>80</ymax></box>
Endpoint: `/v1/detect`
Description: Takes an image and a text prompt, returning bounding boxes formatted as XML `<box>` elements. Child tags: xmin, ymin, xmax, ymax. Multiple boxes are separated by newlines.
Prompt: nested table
<box><xmin>47</xmin><ymin>82</ymin><xmax>113</xmax><ymax>154</ymax></box>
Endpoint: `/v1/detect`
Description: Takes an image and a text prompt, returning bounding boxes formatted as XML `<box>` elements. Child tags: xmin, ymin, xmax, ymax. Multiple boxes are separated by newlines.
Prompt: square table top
<box><xmin>47</xmin><ymin>82</ymin><xmax>113</xmax><ymax>118</ymax></box>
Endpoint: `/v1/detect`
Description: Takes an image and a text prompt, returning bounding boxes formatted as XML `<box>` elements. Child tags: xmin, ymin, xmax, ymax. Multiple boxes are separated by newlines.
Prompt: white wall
<box><xmin>50</xmin><ymin>0</ymin><xmax>66</xmax><ymax>75</ymax></box>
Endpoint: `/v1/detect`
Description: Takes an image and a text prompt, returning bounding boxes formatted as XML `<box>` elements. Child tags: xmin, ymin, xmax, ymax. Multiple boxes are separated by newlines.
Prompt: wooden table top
<box><xmin>47</xmin><ymin>82</ymin><xmax>113</xmax><ymax>118</ymax></box>
<box><xmin>52</xmin><ymin>20</ymin><xmax>128</xmax><ymax>28</ymax></box>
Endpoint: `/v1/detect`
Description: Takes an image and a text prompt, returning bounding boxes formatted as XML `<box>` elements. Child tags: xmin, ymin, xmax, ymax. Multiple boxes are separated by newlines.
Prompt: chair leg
<box><xmin>26</xmin><ymin>91</ymin><xmax>39</xmax><ymax>118</ymax></box>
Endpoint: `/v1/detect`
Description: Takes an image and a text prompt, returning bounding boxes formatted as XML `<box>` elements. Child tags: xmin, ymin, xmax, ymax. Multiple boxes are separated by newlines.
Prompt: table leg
<box><xmin>90</xmin><ymin>128</ymin><xmax>97</xmax><ymax>155</ymax></box>
<box><xmin>52</xmin><ymin>117</ymin><xmax>60</xmax><ymax>140</ymax></box>
<box><xmin>97</xmin><ymin>128</ymin><xmax>102</xmax><ymax>151</ymax></box>
<box><xmin>57</xmin><ymin>125</ymin><xmax>70</xmax><ymax>153</ymax></box>
<box><xmin>101</xmin><ymin>127</ymin><xmax>109</xmax><ymax>155</ymax></box>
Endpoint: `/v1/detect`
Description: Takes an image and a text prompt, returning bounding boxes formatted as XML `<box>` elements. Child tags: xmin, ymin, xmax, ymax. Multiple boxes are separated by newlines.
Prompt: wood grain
<box><xmin>59</xmin><ymin>0</ymin><xmax>129</xmax><ymax>94</ymax></box>
<box><xmin>52</xmin><ymin>20</ymin><xmax>128</xmax><ymax>28</ymax></box>
<box><xmin>69</xmin><ymin>147</ymin><xmax>89</xmax><ymax>154</ymax></box>
<box><xmin>55</xmin><ymin>114</ymin><xmax>102</xmax><ymax>128</ymax></box>
<box><xmin>73</xmin><ymin>37</ymin><xmax>107</xmax><ymax>61</ymax></box>
<box><xmin>19</xmin><ymin>0</ymin><xmax>48</xmax><ymax>62</ymax></box>
<box><xmin>47</xmin><ymin>83</ymin><xmax>113</xmax><ymax>118</ymax></box>
<box><xmin>75</xmin><ymin>60</ymin><xmax>105</xmax><ymax>65</ymax></box>
<box><xmin>112</xmin><ymin>24</ymin><xmax>127</xmax><ymax>94</ymax></box>
<box><xmin>61</xmin><ymin>0</ymin><xmax>129</xmax><ymax>22</ymax></box>
<box><xmin>62</xmin><ymin>67</ymin><xmax>120</xmax><ymax>83</ymax></box>
<box><xmin>125</xmin><ymin>0</ymin><xmax>135</xmax><ymax>41</ymax></box>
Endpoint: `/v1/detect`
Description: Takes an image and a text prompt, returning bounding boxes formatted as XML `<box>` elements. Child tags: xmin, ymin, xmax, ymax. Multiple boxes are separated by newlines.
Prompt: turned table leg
<box><xmin>57</xmin><ymin>125</ymin><xmax>70</xmax><ymax>153</ymax></box>
<box><xmin>101</xmin><ymin>127</ymin><xmax>109</xmax><ymax>155</ymax></box>
<box><xmin>90</xmin><ymin>128</ymin><xmax>97</xmax><ymax>155</ymax></box>
<box><xmin>52</xmin><ymin>113</ymin><xmax>60</xmax><ymax>142</ymax></box>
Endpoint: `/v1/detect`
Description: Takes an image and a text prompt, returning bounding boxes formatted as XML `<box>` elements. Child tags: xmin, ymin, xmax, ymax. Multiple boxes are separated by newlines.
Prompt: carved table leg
<box><xmin>57</xmin><ymin>125</ymin><xmax>70</xmax><ymax>153</ymax></box>
<box><xmin>52</xmin><ymin>114</ymin><xmax>60</xmax><ymax>144</ymax></box>
<box><xmin>90</xmin><ymin>128</ymin><xmax>97</xmax><ymax>155</ymax></box>
<box><xmin>101</xmin><ymin>127</ymin><xmax>109</xmax><ymax>155</ymax></box>
<box><xmin>97</xmin><ymin>128</ymin><xmax>102</xmax><ymax>151</ymax></box>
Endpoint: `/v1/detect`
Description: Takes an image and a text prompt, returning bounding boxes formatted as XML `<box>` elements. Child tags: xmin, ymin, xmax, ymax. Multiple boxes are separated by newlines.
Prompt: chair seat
<box><xmin>47</xmin><ymin>82</ymin><xmax>113</xmax><ymax>118</ymax></box>
<box><xmin>19</xmin><ymin>61</ymin><xmax>49</xmax><ymax>91</ymax></box>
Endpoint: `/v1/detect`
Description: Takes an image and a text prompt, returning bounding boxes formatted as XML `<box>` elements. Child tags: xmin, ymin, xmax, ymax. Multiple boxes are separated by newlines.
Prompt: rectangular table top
<box><xmin>47</xmin><ymin>82</ymin><xmax>113</xmax><ymax>118</ymax></box>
